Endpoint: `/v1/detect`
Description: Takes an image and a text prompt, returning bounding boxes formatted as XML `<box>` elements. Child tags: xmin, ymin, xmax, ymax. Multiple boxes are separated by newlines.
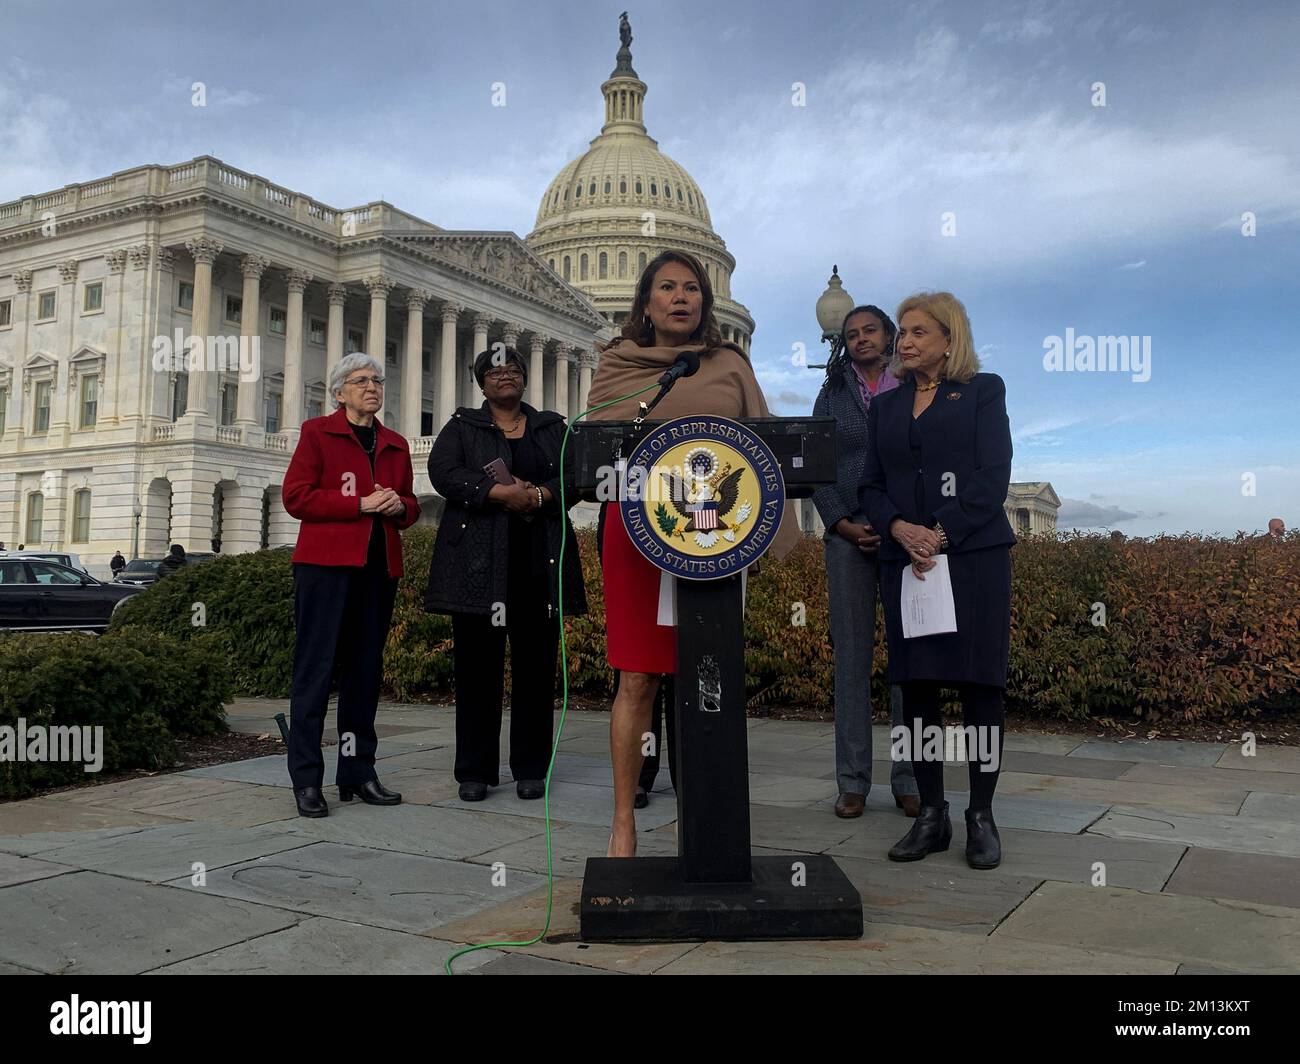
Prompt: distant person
<box><xmin>110</xmin><ymin>551</ymin><xmax>126</xmax><ymax>576</ymax></box>
<box><xmin>813</xmin><ymin>303</ymin><xmax>918</xmax><ymax>821</ymax></box>
<box><xmin>158</xmin><ymin>544</ymin><xmax>187</xmax><ymax>576</ymax></box>
<box><xmin>0</xmin><ymin>541</ymin><xmax>6</xmax><ymax>551</ymax></box>
<box><xmin>1268</xmin><ymin>518</ymin><xmax>1285</xmax><ymax>539</ymax></box>
<box><xmin>16</xmin><ymin>543</ymin><xmax>24</xmax><ymax>551</ymax></box>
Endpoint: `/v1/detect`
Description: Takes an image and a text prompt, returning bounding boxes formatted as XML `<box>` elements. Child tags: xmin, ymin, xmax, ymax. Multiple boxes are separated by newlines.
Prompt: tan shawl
<box><xmin>586</xmin><ymin>339</ymin><xmax>803</xmax><ymax>559</ymax></box>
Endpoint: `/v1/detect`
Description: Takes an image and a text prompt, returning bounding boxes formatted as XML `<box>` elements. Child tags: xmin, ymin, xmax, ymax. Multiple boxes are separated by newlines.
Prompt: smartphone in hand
<box><xmin>483</xmin><ymin>458</ymin><xmax>516</xmax><ymax>485</ymax></box>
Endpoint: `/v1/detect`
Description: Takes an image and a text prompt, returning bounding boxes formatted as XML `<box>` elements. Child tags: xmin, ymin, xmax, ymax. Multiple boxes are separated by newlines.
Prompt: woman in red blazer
<box><xmin>282</xmin><ymin>352</ymin><xmax>420</xmax><ymax>818</ymax></box>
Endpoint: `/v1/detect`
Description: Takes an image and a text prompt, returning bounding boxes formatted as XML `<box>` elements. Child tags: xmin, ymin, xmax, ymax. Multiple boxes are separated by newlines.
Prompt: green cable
<box><xmin>444</xmin><ymin>380</ymin><xmax>661</xmax><ymax>975</ymax></box>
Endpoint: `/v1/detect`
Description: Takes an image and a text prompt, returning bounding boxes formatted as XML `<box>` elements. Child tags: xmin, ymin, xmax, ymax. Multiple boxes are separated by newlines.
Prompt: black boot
<box><xmin>338</xmin><ymin>779</ymin><xmax>402</xmax><ymax>805</ymax></box>
<box><xmin>887</xmin><ymin>801</ymin><xmax>951</xmax><ymax>861</ymax></box>
<box><xmin>965</xmin><ymin>808</ymin><xmax>1001</xmax><ymax>869</ymax></box>
<box><xmin>294</xmin><ymin>786</ymin><xmax>328</xmax><ymax>818</ymax></box>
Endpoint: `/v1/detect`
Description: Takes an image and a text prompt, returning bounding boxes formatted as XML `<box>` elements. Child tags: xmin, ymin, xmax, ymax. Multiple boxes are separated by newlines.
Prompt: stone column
<box><xmin>5</xmin><ymin>270</ymin><xmax>32</xmax><ymax>440</ymax></box>
<box><xmin>282</xmin><ymin>269</ymin><xmax>312</xmax><ymax>437</ymax></box>
<box><xmin>578</xmin><ymin>351</ymin><xmax>595</xmax><ymax>415</ymax></box>
<box><xmin>326</xmin><ymin>282</ymin><xmax>347</xmax><ymax>389</ymax></box>
<box><xmin>403</xmin><ymin>289</ymin><xmax>429</xmax><ymax>438</ymax></box>
<box><xmin>437</xmin><ymin>302</ymin><xmax>461</xmax><ymax>431</ymax></box>
<box><xmin>235</xmin><ymin>253</ymin><xmax>269</xmax><ymax>433</ymax></box>
<box><xmin>553</xmin><ymin>343</ymin><xmax>572</xmax><ymax>419</ymax></box>
<box><xmin>470</xmin><ymin>312</ymin><xmax>491</xmax><ymax>406</ymax></box>
<box><xmin>365</xmin><ymin>275</ymin><xmax>394</xmax><ymax>421</ymax></box>
<box><xmin>52</xmin><ymin>259</ymin><xmax>78</xmax><ymax>433</ymax></box>
<box><xmin>528</xmin><ymin>335</ymin><xmax>546</xmax><ymax>409</ymax></box>
<box><xmin>500</xmin><ymin>321</ymin><xmax>522</xmax><ymax>402</ymax></box>
<box><xmin>183</xmin><ymin>237</ymin><xmax>223</xmax><ymax>419</ymax></box>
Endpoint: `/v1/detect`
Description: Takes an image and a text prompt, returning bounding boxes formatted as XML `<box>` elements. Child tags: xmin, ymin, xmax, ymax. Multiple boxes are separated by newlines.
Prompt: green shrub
<box><xmin>0</xmin><ymin>628</ymin><xmax>231</xmax><ymax>799</ymax></box>
<box><xmin>106</xmin><ymin>528</ymin><xmax>1300</xmax><ymax>724</ymax></box>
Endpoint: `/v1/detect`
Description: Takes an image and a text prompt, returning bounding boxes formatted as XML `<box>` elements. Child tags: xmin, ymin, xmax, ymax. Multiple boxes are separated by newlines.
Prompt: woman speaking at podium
<box><xmin>587</xmin><ymin>250</ymin><xmax>798</xmax><ymax>858</ymax></box>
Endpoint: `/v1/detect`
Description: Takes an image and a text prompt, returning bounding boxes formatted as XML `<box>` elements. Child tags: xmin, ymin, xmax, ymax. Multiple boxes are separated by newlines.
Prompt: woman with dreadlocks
<box><xmin>813</xmin><ymin>305</ymin><xmax>920</xmax><ymax>821</ymax></box>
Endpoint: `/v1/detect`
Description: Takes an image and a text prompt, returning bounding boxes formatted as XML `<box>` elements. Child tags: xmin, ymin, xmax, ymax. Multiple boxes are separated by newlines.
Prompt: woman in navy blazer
<box><xmin>860</xmin><ymin>291</ymin><xmax>1016</xmax><ymax>869</ymax></box>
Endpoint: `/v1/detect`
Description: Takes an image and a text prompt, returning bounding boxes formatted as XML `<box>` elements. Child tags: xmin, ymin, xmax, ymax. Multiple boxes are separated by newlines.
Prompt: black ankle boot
<box><xmin>338</xmin><ymin>779</ymin><xmax>401</xmax><ymax>806</ymax></box>
<box><xmin>965</xmin><ymin>808</ymin><xmax>1001</xmax><ymax>869</ymax></box>
<box><xmin>294</xmin><ymin>786</ymin><xmax>328</xmax><ymax>818</ymax></box>
<box><xmin>887</xmin><ymin>801</ymin><xmax>951</xmax><ymax>861</ymax></box>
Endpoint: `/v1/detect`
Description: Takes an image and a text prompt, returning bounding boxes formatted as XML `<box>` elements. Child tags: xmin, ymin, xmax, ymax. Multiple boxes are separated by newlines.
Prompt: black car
<box><xmin>0</xmin><ymin>558</ymin><xmax>144</xmax><ymax>632</ymax></box>
<box><xmin>113</xmin><ymin>558</ymin><xmax>163</xmax><ymax>586</ymax></box>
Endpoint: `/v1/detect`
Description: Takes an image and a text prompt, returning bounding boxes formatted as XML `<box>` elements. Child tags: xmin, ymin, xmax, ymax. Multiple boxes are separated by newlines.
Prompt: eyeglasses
<box><xmin>484</xmin><ymin>366</ymin><xmax>523</xmax><ymax>380</ymax></box>
<box><xmin>345</xmin><ymin>375</ymin><xmax>385</xmax><ymax>389</ymax></box>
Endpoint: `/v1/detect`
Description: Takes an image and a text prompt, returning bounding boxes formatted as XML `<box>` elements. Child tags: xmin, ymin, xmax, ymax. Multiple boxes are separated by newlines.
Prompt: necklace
<box><xmin>493</xmin><ymin>408</ymin><xmax>523</xmax><ymax>433</ymax></box>
<box><xmin>914</xmin><ymin>377</ymin><xmax>942</xmax><ymax>393</ymax></box>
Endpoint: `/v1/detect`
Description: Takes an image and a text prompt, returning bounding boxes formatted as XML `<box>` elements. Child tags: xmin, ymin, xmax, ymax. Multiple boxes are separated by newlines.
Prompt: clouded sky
<box><xmin>3</xmin><ymin>0</ymin><xmax>1296</xmax><ymax>535</ymax></box>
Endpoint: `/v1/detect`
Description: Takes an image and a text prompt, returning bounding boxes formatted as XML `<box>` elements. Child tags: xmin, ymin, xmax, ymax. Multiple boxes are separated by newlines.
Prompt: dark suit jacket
<box><xmin>859</xmin><ymin>372</ymin><xmax>1016</xmax><ymax>562</ymax></box>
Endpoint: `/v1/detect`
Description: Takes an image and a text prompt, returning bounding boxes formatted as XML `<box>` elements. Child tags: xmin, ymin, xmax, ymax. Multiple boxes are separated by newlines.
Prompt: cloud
<box><xmin>1056</xmin><ymin>498</ymin><xmax>1142</xmax><ymax>526</ymax></box>
<box><xmin>1117</xmin><ymin>259</ymin><xmax>1147</xmax><ymax>270</ymax></box>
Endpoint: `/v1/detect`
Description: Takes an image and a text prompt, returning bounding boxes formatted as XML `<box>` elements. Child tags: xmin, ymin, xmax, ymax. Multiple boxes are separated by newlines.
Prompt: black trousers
<box><xmin>288</xmin><ymin>563</ymin><xmax>398</xmax><ymax>790</ymax></box>
<box><xmin>633</xmin><ymin>674</ymin><xmax>677</xmax><ymax>793</ymax></box>
<box><xmin>901</xmin><ymin>680</ymin><xmax>1005</xmax><ymax>811</ymax></box>
<box><xmin>452</xmin><ymin>602</ymin><xmax>559</xmax><ymax>785</ymax></box>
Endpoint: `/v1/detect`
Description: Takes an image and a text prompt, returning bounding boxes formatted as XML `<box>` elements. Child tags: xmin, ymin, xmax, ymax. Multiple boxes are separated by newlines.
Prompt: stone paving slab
<box><xmin>146</xmin><ymin>917</ymin><xmax>499</xmax><ymax>975</ymax></box>
<box><xmin>0</xmin><ymin>852</ymin><xmax>75</xmax><ymax>888</ymax></box>
<box><xmin>0</xmin><ymin>870</ymin><xmax>301</xmax><ymax>974</ymax></box>
<box><xmin>182</xmin><ymin>745</ymin><xmax>425</xmax><ymax>788</ymax></box>
<box><xmin>819</xmin><ymin>852</ymin><xmax>1043</xmax><ymax>935</ymax></box>
<box><xmin>431</xmin><ymin>780</ymin><xmax>679</xmax><ymax>830</ymax></box>
<box><xmin>1240</xmin><ymin>791</ymin><xmax>1300</xmax><ymax>819</ymax></box>
<box><xmin>48</xmin><ymin>774</ymin><xmax>239</xmax><ymax>808</ymax></box>
<box><xmin>140</xmin><ymin>783</ymin><xmax>303</xmax><ymax>828</ymax></box>
<box><xmin>322</xmin><ymin>768</ymin><xmax>462</xmax><ymax>806</ymax></box>
<box><xmin>432</xmin><ymin>878</ymin><xmax>702</xmax><ymax>975</ymax></box>
<box><xmin>35</xmin><ymin>821</ymin><xmax>316</xmax><ymax>883</ymax></box>
<box><xmin>1089</xmin><ymin>807</ymin><xmax>1300</xmax><ymax>859</ymax></box>
<box><xmin>995</xmin><ymin>771</ymin><xmax>1247</xmax><ymax>815</ymax></box>
<box><xmin>1214</xmin><ymin>745</ymin><xmax>1300</xmax><ymax>773</ymax></box>
<box><xmin>998</xmin><ymin>751</ymin><xmax>1135</xmax><ymax>779</ymax></box>
<box><xmin>1068</xmin><ymin>739</ymin><xmax>1227</xmax><ymax>768</ymax></box>
<box><xmin>467</xmin><ymin>820</ymin><xmax>680</xmax><ymax>878</ymax></box>
<box><xmin>653</xmin><ymin>922</ymin><xmax>1175</xmax><ymax>975</ymax></box>
<box><xmin>472</xmin><ymin>952</ymin><xmax>613</xmax><ymax>975</ymax></box>
<box><xmin>280</xmin><ymin>802</ymin><xmax>547</xmax><ymax>861</ymax></box>
<box><xmin>0</xmin><ymin>961</ymin><xmax>40</xmax><ymax>974</ymax></box>
<box><xmin>1162</xmin><ymin>847</ymin><xmax>1300</xmax><ymax>910</ymax></box>
<box><xmin>827</xmin><ymin>826</ymin><xmax>1184</xmax><ymax>891</ymax></box>
<box><xmin>168</xmin><ymin>841</ymin><xmax>544</xmax><ymax>934</ymax></box>
<box><xmin>0</xmin><ymin>801</ymin><xmax>184</xmax><ymax>855</ymax></box>
<box><xmin>740</xmin><ymin>804</ymin><xmax>859</xmax><ymax>854</ymax></box>
<box><xmin>547</xmin><ymin>753</ymin><xmax>616</xmax><ymax>787</ymax></box>
<box><xmin>993</xmin><ymin>880</ymin><xmax>1300</xmax><ymax>973</ymax></box>
<box><xmin>748</xmin><ymin>772</ymin><xmax>839</xmax><ymax>806</ymax></box>
<box><xmin>1119</xmin><ymin>762</ymin><xmax>1300</xmax><ymax>795</ymax></box>
<box><xmin>1000</xmin><ymin>734</ymin><xmax>1086</xmax><ymax>755</ymax></box>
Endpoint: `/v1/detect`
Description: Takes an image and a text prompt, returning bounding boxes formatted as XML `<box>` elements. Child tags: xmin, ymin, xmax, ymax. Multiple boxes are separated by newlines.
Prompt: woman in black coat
<box><xmin>860</xmin><ymin>291</ymin><xmax>1017</xmax><ymax>870</ymax></box>
<box><xmin>424</xmin><ymin>345</ymin><xmax>587</xmax><ymax>803</ymax></box>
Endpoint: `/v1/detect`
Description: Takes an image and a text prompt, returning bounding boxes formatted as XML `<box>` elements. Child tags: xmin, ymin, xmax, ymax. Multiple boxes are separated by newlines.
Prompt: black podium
<box><xmin>571</xmin><ymin>416</ymin><xmax>863</xmax><ymax>941</ymax></box>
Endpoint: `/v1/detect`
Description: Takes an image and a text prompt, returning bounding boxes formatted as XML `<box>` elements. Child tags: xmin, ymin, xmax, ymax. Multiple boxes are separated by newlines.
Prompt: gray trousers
<box><xmin>825</xmin><ymin>518</ymin><xmax>918</xmax><ymax>798</ymax></box>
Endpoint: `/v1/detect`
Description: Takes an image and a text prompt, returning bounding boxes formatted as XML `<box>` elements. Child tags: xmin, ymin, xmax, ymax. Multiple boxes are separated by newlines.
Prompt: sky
<box><xmin>2</xmin><ymin>0</ymin><xmax>1297</xmax><ymax>536</ymax></box>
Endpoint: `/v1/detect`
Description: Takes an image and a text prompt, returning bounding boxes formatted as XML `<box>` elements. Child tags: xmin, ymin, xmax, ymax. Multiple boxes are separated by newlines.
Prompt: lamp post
<box><xmin>131</xmin><ymin>495</ymin><xmax>142</xmax><ymax>559</ymax></box>
<box><xmin>811</xmin><ymin>264</ymin><xmax>855</xmax><ymax>371</ymax></box>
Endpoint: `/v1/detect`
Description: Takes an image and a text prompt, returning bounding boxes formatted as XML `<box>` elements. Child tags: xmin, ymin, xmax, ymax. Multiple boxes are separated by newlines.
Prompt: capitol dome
<box><xmin>526</xmin><ymin>19</ymin><xmax>754</xmax><ymax>351</ymax></box>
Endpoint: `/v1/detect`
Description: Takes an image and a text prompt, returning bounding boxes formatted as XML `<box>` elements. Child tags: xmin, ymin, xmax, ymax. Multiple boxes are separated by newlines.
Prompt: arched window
<box><xmin>619</xmin><ymin>178</ymin><xmax>627</xmax><ymax>194</ymax></box>
<box><xmin>563</xmin><ymin>256</ymin><xmax>571</xmax><ymax>281</ymax></box>
<box><xmin>599</xmin><ymin>252</ymin><xmax>608</xmax><ymax>279</ymax></box>
<box><xmin>638</xmin><ymin>251</ymin><xmax>647</xmax><ymax>274</ymax></box>
<box><xmin>650</xmin><ymin>181</ymin><xmax>657</xmax><ymax>197</ymax></box>
<box><xmin>688</xmin><ymin>191</ymin><xmax>694</xmax><ymax>206</ymax></box>
<box><xmin>589</xmin><ymin>181</ymin><xmax>596</xmax><ymax>196</ymax></box>
<box><xmin>664</xmin><ymin>182</ymin><xmax>671</xmax><ymax>199</ymax></box>
<box><xmin>580</xmin><ymin>253</ymin><xmax>589</xmax><ymax>281</ymax></box>
<box><xmin>635</xmin><ymin>178</ymin><xmax>642</xmax><ymax>194</ymax></box>
<box><xmin>618</xmin><ymin>251</ymin><xmax>627</xmax><ymax>278</ymax></box>
<box><xmin>575</xmin><ymin>182</ymin><xmax>582</xmax><ymax>199</ymax></box>
<box><xmin>549</xmin><ymin>258</ymin><xmax>555</xmax><ymax>271</ymax></box>
<box><xmin>563</xmin><ymin>188</ymin><xmax>568</xmax><ymax>201</ymax></box>
<box><xmin>604</xmin><ymin>179</ymin><xmax>611</xmax><ymax>194</ymax></box>
<box><xmin>677</xmin><ymin>187</ymin><xmax>683</xmax><ymax>201</ymax></box>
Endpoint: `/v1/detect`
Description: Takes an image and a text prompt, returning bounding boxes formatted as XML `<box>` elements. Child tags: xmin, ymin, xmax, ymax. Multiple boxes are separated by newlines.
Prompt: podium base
<box><xmin>579</xmin><ymin>855</ymin><xmax>863</xmax><ymax>942</ymax></box>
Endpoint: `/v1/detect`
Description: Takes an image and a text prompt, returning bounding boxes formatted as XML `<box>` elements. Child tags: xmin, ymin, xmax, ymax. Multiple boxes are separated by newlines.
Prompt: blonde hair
<box><xmin>890</xmin><ymin>291</ymin><xmax>980</xmax><ymax>384</ymax></box>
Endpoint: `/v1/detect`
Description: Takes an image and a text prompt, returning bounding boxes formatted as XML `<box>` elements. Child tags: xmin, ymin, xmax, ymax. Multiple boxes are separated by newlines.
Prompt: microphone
<box><xmin>637</xmin><ymin>350</ymin><xmax>703</xmax><ymax>424</ymax></box>
<box><xmin>658</xmin><ymin>349</ymin><xmax>701</xmax><ymax>387</ymax></box>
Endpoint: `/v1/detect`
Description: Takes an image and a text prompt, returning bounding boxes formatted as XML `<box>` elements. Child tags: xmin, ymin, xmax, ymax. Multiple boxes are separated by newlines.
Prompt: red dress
<box><xmin>601</xmin><ymin>504</ymin><xmax>677</xmax><ymax>674</ymax></box>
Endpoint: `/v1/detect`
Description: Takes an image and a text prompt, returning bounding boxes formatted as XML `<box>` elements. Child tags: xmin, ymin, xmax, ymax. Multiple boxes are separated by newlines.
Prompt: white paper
<box><xmin>656</xmin><ymin>570</ymin><xmax>677</xmax><ymax>626</ymax></box>
<box><xmin>901</xmin><ymin>554</ymin><xmax>957</xmax><ymax>638</ymax></box>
